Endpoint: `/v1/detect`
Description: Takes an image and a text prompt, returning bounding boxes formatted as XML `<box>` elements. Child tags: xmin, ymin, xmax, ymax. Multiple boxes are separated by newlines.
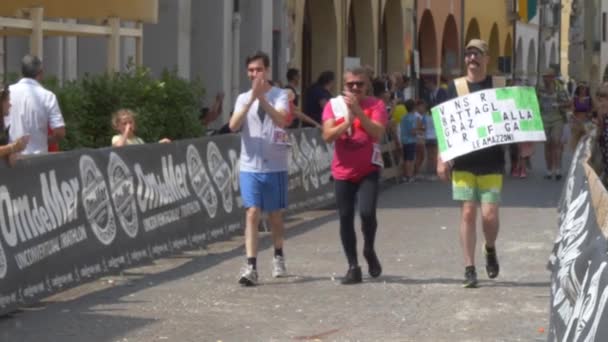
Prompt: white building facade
<box><xmin>514</xmin><ymin>0</ymin><xmax>560</xmax><ymax>86</ymax></box>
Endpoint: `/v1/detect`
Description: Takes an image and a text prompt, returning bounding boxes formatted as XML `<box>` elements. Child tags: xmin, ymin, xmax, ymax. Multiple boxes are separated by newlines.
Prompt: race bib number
<box><xmin>272</xmin><ymin>127</ymin><xmax>291</xmax><ymax>146</ymax></box>
<box><xmin>371</xmin><ymin>143</ymin><xmax>384</xmax><ymax>168</ymax></box>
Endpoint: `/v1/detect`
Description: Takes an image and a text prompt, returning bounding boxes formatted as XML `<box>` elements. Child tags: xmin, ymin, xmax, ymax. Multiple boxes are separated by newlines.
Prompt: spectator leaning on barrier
<box><xmin>322</xmin><ymin>67</ymin><xmax>388</xmax><ymax>285</ymax></box>
<box><xmin>436</xmin><ymin>39</ymin><xmax>503</xmax><ymax>288</ymax></box>
<box><xmin>285</xmin><ymin>88</ymin><xmax>321</xmax><ymax>129</ymax></box>
<box><xmin>537</xmin><ymin>68</ymin><xmax>571</xmax><ymax>181</ymax></box>
<box><xmin>284</xmin><ymin>68</ymin><xmax>312</xmax><ymax>128</ymax></box>
<box><xmin>0</xmin><ymin>84</ymin><xmax>28</xmax><ymax>163</ymax></box>
<box><xmin>229</xmin><ymin>51</ymin><xmax>291</xmax><ymax>286</ymax></box>
<box><xmin>304</xmin><ymin>71</ymin><xmax>335</xmax><ymax>126</ymax></box>
<box><xmin>111</xmin><ymin>109</ymin><xmax>171</xmax><ymax>147</ymax></box>
<box><xmin>285</xmin><ymin>68</ymin><xmax>301</xmax><ymax>107</ymax></box>
<box><xmin>8</xmin><ymin>55</ymin><xmax>65</xmax><ymax>155</ymax></box>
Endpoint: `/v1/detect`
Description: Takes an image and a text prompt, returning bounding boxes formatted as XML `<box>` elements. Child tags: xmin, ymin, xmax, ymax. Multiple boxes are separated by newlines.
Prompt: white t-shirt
<box><xmin>234</xmin><ymin>86</ymin><xmax>290</xmax><ymax>172</ymax></box>
<box><xmin>8</xmin><ymin>78</ymin><xmax>65</xmax><ymax>154</ymax></box>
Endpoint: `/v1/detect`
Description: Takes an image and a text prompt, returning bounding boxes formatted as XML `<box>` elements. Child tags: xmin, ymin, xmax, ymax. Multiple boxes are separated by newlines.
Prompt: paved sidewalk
<box><xmin>0</xmin><ymin>162</ymin><xmax>564</xmax><ymax>342</ymax></box>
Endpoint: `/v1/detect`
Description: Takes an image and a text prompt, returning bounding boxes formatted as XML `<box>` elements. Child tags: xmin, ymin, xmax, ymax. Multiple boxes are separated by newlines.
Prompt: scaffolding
<box><xmin>0</xmin><ymin>0</ymin><xmax>158</xmax><ymax>73</ymax></box>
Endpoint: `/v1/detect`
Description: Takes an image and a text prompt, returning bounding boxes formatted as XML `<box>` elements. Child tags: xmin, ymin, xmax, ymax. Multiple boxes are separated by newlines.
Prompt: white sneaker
<box><xmin>238</xmin><ymin>265</ymin><xmax>258</xmax><ymax>286</ymax></box>
<box><xmin>272</xmin><ymin>256</ymin><xmax>287</xmax><ymax>278</ymax></box>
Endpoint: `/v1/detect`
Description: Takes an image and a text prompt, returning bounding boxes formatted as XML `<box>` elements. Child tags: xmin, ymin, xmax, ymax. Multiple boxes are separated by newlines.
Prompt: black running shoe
<box><xmin>341</xmin><ymin>266</ymin><xmax>362</xmax><ymax>285</ymax></box>
<box><xmin>363</xmin><ymin>249</ymin><xmax>382</xmax><ymax>278</ymax></box>
<box><xmin>463</xmin><ymin>266</ymin><xmax>478</xmax><ymax>288</ymax></box>
<box><xmin>484</xmin><ymin>245</ymin><xmax>500</xmax><ymax>279</ymax></box>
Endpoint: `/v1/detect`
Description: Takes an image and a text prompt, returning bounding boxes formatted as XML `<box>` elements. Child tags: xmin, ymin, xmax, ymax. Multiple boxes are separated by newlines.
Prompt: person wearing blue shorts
<box><xmin>399</xmin><ymin>99</ymin><xmax>420</xmax><ymax>183</ymax></box>
<box><xmin>229</xmin><ymin>51</ymin><xmax>291</xmax><ymax>286</ymax></box>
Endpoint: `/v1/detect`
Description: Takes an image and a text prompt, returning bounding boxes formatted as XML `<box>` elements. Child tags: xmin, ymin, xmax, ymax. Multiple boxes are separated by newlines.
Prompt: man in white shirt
<box><xmin>229</xmin><ymin>51</ymin><xmax>291</xmax><ymax>286</ymax></box>
<box><xmin>9</xmin><ymin>55</ymin><xmax>65</xmax><ymax>155</ymax></box>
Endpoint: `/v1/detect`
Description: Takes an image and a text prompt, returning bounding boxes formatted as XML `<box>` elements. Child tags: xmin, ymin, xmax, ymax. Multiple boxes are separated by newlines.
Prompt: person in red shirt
<box><xmin>321</xmin><ymin>67</ymin><xmax>388</xmax><ymax>284</ymax></box>
<box><xmin>48</xmin><ymin>126</ymin><xmax>59</xmax><ymax>152</ymax></box>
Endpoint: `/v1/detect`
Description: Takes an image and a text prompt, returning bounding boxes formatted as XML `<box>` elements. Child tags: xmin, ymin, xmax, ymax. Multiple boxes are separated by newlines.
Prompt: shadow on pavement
<box><xmin>375</xmin><ymin>275</ymin><xmax>550</xmax><ymax>288</ymax></box>
<box><xmin>0</xmin><ymin>210</ymin><xmax>340</xmax><ymax>342</ymax></box>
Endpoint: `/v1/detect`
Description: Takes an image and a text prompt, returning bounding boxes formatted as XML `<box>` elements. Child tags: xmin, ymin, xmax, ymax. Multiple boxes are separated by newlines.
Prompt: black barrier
<box><xmin>0</xmin><ymin>128</ymin><xmax>334</xmax><ymax>315</ymax></box>
<box><xmin>548</xmin><ymin>135</ymin><xmax>608</xmax><ymax>341</ymax></box>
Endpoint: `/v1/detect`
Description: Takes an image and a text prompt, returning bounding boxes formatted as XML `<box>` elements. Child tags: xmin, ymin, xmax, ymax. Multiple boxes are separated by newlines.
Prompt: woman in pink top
<box><xmin>321</xmin><ymin>67</ymin><xmax>388</xmax><ymax>284</ymax></box>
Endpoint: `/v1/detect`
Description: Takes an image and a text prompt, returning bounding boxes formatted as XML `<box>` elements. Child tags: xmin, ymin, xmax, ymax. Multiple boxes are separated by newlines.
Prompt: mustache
<box><xmin>467</xmin><ymin>61</ymin><xmax>480</xmax><ymax>66</ymax></box>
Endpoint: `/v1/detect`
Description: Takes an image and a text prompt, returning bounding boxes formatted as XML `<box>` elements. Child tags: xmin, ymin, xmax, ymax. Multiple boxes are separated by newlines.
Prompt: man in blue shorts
<box><xmin>229</xmin><ymin>51</ymin><xmax>291</xmax><ymax>286</ymax></box>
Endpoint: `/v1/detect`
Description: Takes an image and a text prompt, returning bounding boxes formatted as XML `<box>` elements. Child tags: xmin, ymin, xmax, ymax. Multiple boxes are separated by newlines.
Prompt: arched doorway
<box><xmin>539</xmin><ymin>42</ymin><xmax>546</xmax><ymax>71</ymax></box>
<box><xmin>527</xmin><ymin>40</ymin><xmax>536</xmax><ymax>85</ymax></box>
<box><xmin>464</xmin><ymin>18</ymin><xmax>481</xmax><ymax>46</ymax></box>
<box><xmin>347</xmin><ymin>4</ymin><xmax>356</xmax><ymax>57</ymax></box>
<box><xmin>302</xmin><ymin>0</ymin><xmax>338</xmax><ymax>92</ymax></box>
<box><xmin>418</xmin><ymin>10</ymin><xmax>437</xmax><ymax>79</ymax></box>
<box><xmin>441</xmin><ymin>15</ymin><xmax>459</xmax><ymax>82</ymax></box>
<box><xmin>503</xmin><ymin>33</ymin><xmax>512</xmax><ymax>75</ymax></box>
<box><xmin>550</xmin><ymin>42</ymin><xmax>557</xmax><ymax>66</ymax></box>
<box><xmin>348</xmin><ymin>0</ymin><xmax>374</xmax><ymax>67</ymax></box>
<box><xmin>380</xmin><ymin>0</ymin><xmax>404</xmax><ymax>74</ymax></box>
<box><xmin>515</xmin><ymin>37</ymin><xmax>524</xmax><ymax>79</ymax></box>
<box><xmin>488</xmin><ymin>23</ymin><xmax>500</xmax><ymax>74</ymax></box>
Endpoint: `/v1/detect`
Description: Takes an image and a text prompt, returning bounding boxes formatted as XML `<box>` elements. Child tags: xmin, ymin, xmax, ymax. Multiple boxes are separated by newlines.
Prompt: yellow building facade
<box><xmin>464</xmin><ymin>0</ymin><xmax>514</xmax><ymax>75</ymax></box>
<box><xmin>287</xmin><ymin>0</ymin><xmax>415</xmax><ymax>90</ymax></box>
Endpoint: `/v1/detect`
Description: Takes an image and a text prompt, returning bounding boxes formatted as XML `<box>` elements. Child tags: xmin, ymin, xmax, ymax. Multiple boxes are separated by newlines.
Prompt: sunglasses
<box><xmin>345</xmin><ymin>81</ymin><xmax>365</xmax><ymax>88</ymax></box>
<box><xmin>464</xmin><ymin>50</ymin><xmax>484</xmax><ymax>58</ymax></box>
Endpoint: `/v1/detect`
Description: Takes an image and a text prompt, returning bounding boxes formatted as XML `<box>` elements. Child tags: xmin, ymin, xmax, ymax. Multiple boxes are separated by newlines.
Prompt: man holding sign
<box><xmin>436</xmin><ymin>39</ymin><xmax>508</xmax><ymax>288</ymax></box>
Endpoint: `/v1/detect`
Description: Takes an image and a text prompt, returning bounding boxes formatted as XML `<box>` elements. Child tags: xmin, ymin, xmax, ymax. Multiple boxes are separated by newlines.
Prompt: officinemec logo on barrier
<box><xmin>0</xmin><ymin>169</ymin><xmax>84</xmax><ymax>279</ymax></box>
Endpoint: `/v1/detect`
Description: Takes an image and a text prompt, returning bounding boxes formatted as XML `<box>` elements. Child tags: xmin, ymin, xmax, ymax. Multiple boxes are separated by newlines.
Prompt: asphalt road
<box><xmin>0</xmin><ymin>150</ymin><xmax>567</xmax><ymax>342</ymax></box>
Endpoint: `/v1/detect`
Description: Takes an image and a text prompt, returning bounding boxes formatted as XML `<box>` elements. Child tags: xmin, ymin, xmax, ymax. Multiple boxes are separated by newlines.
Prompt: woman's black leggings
<box><xmin>334</xmin><ymin>171</ymin><xmax>380</xmax><ymax>267</ymax></box>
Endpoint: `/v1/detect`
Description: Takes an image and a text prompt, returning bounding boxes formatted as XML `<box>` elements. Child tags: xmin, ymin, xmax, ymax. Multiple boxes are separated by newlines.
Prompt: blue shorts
<box><xmin>240</xmin><ymin>171</ymin><xmax>288</xmax><ymax>212</ymax></box>
<box><xmin>402</xmin><ymin>143</ymin><xmax>417</xmax><ymax>161</ymax></box>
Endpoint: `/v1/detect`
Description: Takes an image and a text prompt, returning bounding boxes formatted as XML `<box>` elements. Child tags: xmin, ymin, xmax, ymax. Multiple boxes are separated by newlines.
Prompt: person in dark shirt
<box><xmin>285</xmin><ymin>68</ymin><xmax>300</xmax><ymax>106</ymax></box>
<box><xmin>304</xmin><ymin>71</ymin><xmax>335</xmax><ymax>126</ymax></box>
<box><xmin>436</xmin><ymin>39</ymin><xmax>502</xmax><ymax>288</ymax></box>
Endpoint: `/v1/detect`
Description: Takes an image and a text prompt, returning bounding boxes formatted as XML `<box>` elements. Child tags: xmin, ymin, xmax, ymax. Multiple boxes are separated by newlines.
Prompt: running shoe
<box><xmin>463</xmin><ymin>266</ymin><xmax>478</xmax><ymax>288</ymax></box>
<box><xmin>484</xmin><ymin>245</ymin><xmax>500</xmax><ymax>279</ymax></box>
<box><xmin>238</xmin><ymin>265</ymin><xmax>258</xmax><ymax>286</ymax></box>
